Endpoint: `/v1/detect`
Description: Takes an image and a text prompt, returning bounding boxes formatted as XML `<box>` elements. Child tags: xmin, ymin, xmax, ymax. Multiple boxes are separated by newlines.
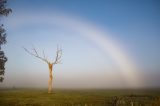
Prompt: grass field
<box><xmin>0</xmin><ymin>88</ymin><xmax>160</xmax><ymax>106</ymax></box>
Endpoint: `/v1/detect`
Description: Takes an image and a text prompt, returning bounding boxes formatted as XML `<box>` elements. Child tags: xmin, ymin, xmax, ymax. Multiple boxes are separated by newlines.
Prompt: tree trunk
<box><xmin>48</xmin><ymin>63</ymin><xmax>53</xmax><ymax>93</ymax></box>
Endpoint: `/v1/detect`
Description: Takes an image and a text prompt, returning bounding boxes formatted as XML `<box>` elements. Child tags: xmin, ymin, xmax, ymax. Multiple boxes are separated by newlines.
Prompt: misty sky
<box><xmin>0</xmin><ymin>0</ymin><xmax>160</xmax><ymax>88</ymax></box>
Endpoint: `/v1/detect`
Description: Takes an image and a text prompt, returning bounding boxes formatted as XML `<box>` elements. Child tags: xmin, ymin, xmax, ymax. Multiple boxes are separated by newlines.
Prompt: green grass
<box><xmin>0</xmin><ymin>88</ymin><xmax>160</xmax><ymax>106</ymax></box>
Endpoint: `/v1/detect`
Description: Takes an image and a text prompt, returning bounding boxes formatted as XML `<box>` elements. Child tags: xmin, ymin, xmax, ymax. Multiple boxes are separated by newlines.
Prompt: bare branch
<box><xmin>23</xmin><ymin>45</ymin><xmax>62</xmax><ymax>65</ymax></box>
<box><xmin>53</xmin><ymin>46</ymin><xmax>62</xmax><ymax>64</ymax></box>
<box><xmin>33</xmin><ymin>48</ymin><xmax>38</xmax><ymax>56</ymax></box>
<box><xmin>23</xmin><ymin>47</ymin><xmax>49</xmax><ymax>63</ymax></box>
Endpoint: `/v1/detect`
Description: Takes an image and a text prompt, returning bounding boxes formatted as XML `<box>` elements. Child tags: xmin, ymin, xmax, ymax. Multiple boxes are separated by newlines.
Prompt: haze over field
<box><xmin>0</xmin><ymin>0</ymin><xmax>160</xmax><ymax>89</ymax></box>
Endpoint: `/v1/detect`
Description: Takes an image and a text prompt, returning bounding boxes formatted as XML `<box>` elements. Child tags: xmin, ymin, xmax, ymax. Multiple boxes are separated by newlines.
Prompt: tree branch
<box><xmin>23</xmin><ymin>45</ymin><xmax>62</xmax><ymax>65</ymax></box>
<box><xmin>53</xmin><ymin>46</ymin><xmax>62</xmax><ymax>64</ymax></box>
<box><xmin>23</xmin><ymin>47</ymin><xmax>49</xmax><ymax>63</ymax></box>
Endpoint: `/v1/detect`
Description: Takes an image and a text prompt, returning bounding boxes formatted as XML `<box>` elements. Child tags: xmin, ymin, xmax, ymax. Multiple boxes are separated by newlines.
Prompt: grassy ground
<box><xmin>0</xmin><ymin>88</ymin><xmax>160</xmax><ymax>106</ymax></box>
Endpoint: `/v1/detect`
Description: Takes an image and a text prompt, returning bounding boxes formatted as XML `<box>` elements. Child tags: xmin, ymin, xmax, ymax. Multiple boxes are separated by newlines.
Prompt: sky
<box><xmin>0</xmin><ymin>0</ymin><xmax>160</xmax><ymax>88</ymax></box>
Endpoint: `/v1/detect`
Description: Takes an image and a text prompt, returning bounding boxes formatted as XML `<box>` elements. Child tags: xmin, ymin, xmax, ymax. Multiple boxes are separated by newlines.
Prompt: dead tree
<box><xmin>23</xmin><ymin>46</ymin><xmax>62</xmax><ymax>93</ymax></box>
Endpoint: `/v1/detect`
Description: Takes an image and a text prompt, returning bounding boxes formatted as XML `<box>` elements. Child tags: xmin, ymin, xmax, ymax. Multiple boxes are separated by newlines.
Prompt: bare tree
<box><xmin>23</xmin><ymin>46</ymin><xmax>62</xmax><ymax>93</ymax></box>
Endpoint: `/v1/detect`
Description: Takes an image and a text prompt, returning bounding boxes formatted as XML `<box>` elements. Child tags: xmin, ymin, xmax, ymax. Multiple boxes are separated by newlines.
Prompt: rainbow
<box><xmin>8</xmin><ymin>12</ymin><xmax>141</xmax><ymax>87</ymax></box>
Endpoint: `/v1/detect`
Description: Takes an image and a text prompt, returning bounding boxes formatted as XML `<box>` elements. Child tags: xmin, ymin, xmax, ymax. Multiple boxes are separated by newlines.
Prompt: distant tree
<box><xmin>24</xmin><ymin>46</ymin><xmax>62</xmax><ymax>93</ymax></box>
<box><xmin>0</xmin><ymin>0</ymin><xmax>11</xmax><ymax>82</ymax></box>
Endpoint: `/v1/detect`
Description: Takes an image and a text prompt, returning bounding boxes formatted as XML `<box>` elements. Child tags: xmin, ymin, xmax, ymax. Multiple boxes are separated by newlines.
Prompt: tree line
<box><xmin>0</xmin><ymin>0</ymin><xmax>11</xmax><ymax>82</ymax></box>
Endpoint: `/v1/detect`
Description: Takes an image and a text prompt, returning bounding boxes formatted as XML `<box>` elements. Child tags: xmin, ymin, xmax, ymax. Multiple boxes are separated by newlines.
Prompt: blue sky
<box><xmin>0</xmin><ymin>0</ymin><xmax>160</xmax><ymax>88</ymax></box>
